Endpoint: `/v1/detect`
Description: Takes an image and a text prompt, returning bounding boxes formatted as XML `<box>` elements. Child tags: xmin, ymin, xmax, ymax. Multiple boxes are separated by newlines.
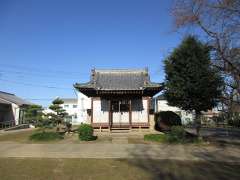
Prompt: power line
<box><xmin>0</xmin><ymin>63</ymin><xmax>90</xmax><ymax>75</ymax></box>
<box><xmin>0</xmin><ymin>78</ymin><xmax>73</xmax><ymax>90</ymax></box>
<box><xmin>0</xmin><ymin>69</ymin><xmax>89</xmax><ymax>79</ymax></box>
<box><xmin>24</xmin><ymin>98</ymin><xmax>54</xmax><ymax>101</ymax></box>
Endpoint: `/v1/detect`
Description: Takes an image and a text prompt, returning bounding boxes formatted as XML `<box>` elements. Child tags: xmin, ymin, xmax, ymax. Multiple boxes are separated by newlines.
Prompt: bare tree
<box><xmin>171</xmin><ymin>0</ymin><xmax>240</xmax><ymax>101</ymax></box>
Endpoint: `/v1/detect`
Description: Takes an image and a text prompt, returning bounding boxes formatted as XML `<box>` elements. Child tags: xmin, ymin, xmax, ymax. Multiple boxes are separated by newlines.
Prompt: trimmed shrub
<box><xmin>78</xmin><ymin>124</ymin><xmax>96</xmax><ymax>141</ymax></box>
<box><xmin>155</xmin><ymin>111</ymin><xmax>182</xmax><ymax>131</ymax></box>
<box><xmin>166</xmin><ymin>126</ymin><xmax>186</xmax><ymax>143</ymax></box>
<box><xmin>29</xmin><ymin>131</ymin><xmax>63</xmax><ymax>141</ymax></box>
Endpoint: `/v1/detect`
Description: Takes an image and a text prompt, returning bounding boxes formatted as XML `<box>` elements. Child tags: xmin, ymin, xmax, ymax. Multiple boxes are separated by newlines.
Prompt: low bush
<box><xmin>155</xmin><ymin>111</ymin><xmax>182</xmax><ymax>131</ymax></box>
<box><xmin>78</xmin><ymin>124</ymin><xmax>96</xmax><ymax>141</ymax></box>
<box><xmin>29</xmin><ymin>131</ymin><xmax>63</xmax><ymax>141</ymax></box>
<box><xmin>144</xmin><ymin>126</ymin><xmax>200</xmax><ymax>144</ymax></box>
<box><xmin>166</xmin><ymin>126</ymin><xmax>186</xmax><ymax>143</ymax></box>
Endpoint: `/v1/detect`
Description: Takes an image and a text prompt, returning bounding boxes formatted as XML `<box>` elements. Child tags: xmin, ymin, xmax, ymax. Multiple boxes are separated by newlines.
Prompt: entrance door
<box><xmin>111</xmin><ymin>100</ymin><xmax>130</xmax><ymax>128</ymax></box>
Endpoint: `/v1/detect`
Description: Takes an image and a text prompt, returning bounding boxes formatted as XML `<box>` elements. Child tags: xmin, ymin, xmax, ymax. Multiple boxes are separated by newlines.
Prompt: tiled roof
<box><xmin>75</xmin><ymin>69</ymin><xmax>161</xmax><ymax>90</ymax></box>
<box><xmin>0</xmin><ymin>98</ymin><xmax>11</xmax><ymax>105</ymax></box>
<box><xmin>0</xmin><ymin>91</ymin><xmax>32</xmax><ymax>106</ymax></box>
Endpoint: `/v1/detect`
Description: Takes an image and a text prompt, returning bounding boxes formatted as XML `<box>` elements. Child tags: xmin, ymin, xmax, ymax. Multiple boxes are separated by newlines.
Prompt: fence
<box><xmin>0</xmin><ymin>121</ymin><xmax>15</xmax><ymax>130</ymax></box>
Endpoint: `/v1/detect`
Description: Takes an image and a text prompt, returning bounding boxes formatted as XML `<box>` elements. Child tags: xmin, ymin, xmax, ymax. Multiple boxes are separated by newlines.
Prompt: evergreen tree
<box><xmin>49</xmin><ymin>98</ymin><xmax>68</xmax><ymax>131</ymax></box>
<box><xmin>164</xmin><ymin>36</ymin><xmax>223</xmax><ymax>137</ymax></box>
<box><xmin>24</xmin><ymin>105</ymin><xmax>43</xmax><ymax>125</ymax></box>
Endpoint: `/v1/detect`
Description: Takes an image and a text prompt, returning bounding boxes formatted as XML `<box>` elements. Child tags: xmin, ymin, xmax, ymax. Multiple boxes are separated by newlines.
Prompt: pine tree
<box><xmin>164</xmin><ymin>36</ymin><xmax>223</xmax><ymax>137</ymax></box>
<box><xmin>24</xmin><ymin>105</ymin><xmax>43</xmax><ymax>124</ymax></box>
<box><xmin>49</xmin><ymin>98</ymin><xmax>68</xmax><ymax>131</ymax></box>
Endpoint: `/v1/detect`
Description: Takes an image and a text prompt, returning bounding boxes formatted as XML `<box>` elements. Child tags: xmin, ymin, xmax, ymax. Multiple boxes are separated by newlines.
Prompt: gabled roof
<box><xmin>62</xmin><ymin>98</ymin><xmax>78</xmax><ymax>104</ymax></box>
<box><xmin>0</xmin><ymin>98</ymin><xmax>11</xmax><ymax>105</ymax></box>
<box><xmin>74</xmin><ymin>68</ymin><xmax>163</xmax><ymax>97</ymax></box>
<box><xmin>0</xmin><ymin>91</ymin><xmax>32</xmax><ymax>106</ymax></box>
<box><xmin>155</xmin><ymin>94</ymin><xmax>166</xmax><ymax>100</ymax></box>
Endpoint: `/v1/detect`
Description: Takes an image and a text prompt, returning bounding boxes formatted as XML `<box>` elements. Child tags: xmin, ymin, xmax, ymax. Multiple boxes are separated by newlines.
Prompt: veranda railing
<box><xmin>0</xmin><ymin>121</ymin><xmax>15</xmax><ymax>129</ymax></box>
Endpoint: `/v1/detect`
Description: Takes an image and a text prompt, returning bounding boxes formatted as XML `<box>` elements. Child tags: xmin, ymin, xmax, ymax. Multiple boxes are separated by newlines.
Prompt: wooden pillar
<box><xmin>147</xmin><ymin>97</ymin><xmax>150</xmax><ymax>126</ymax></box>
<box><xmin>108</xmin><ymin>100</ymin><xmax>111</xmax><ymax>131</ymax></box>
<box><xmin>129</xmin><ymin>99</ymin><xmax>132</xmax><ymax>129</ymax></box>
<box><xmin>91</xmin><ymin>98</ymin><xmax>93</xmax><ymax>124</ymax></box>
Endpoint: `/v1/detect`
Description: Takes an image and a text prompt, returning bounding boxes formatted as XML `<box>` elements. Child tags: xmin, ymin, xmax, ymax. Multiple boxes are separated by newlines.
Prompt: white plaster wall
<box><xmin>92</xmin><ymin>99</ymin><xmax>109</xmax><ymax>123</ymax></box>
<box><xmin>61</xmin><ymin>103</ymin><xmax>78</xmax><ymax>116</ymax></box>
<box><xmin>157</xmin><ymin>100</ymin><xmax>181</xmax><ymax>112</ymax></box>
<box><xmin>156</xmin><ymin>100</ymin><xmax>194</xmax><ymax>124</ymax></box>
<box><xmin>76</xmin><ymin>92</ymin><xmax>91</xmax><ymax>124</ymax></box>
<box><xmin>132</xmin><ymin>98</ymin><xmax>148</xmax><ymax>123</ymax></box>
<box><xmin>11</xmin><ymin>103</ymin><xmax>19</xmax><ymax>125</ymax></box>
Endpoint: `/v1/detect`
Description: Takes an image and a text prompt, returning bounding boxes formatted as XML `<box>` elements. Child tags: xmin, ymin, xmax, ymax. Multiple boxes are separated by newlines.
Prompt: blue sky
<box><xmin>0</xmin><ymin>0</ymin><xmax>183</xmax><ymax>107</ymax></box>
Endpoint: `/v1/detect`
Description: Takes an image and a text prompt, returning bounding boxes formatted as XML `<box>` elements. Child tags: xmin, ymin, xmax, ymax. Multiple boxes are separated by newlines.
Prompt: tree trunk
<box><xmin>195</xmin><ymin>111</ymin><xmax>202</xmax><ymax>139</ymax></box>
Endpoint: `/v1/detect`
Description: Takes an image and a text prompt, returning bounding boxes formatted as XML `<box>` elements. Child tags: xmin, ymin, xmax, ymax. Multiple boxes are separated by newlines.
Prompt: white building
<box><xmin>154</xmin><ymin>95</ymin><xmax>194</xmax><ymax>125</ymax></box>
<box><xmin>60</xmin><ymin>98</ymin><xmax>79</xmax><ymax>124</ymax></box>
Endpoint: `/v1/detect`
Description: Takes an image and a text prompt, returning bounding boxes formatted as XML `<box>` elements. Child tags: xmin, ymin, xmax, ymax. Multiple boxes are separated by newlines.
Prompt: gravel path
<box><xmin>0</xmin><ymin>142</ymin><xmax>240</xmax><ymax>162</ymax></box>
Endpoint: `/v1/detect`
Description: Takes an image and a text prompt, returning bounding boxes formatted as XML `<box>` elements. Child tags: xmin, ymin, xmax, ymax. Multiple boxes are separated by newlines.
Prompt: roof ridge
<box><xmin>94</xmin><ymin>68</ymin><xmax>147</xmax><ymax>72</ymax></box>
<box><xmin>0</xmin><ymin>91</ymin><xmax>15</xmax><ymax>96</ymax></box>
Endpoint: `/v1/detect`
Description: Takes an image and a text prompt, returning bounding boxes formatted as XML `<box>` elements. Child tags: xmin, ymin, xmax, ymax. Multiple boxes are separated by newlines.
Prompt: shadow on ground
<box><xmin>123</xmin><ymin>144</ymin><xmax>240</xmax><ymax>180</ymax></box>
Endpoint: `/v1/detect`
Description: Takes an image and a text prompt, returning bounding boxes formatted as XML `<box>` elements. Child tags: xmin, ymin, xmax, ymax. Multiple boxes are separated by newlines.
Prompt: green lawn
<box><xmin>0</xmin><ymin>129</ymin><xmax>112</xmax><ymax>144</ymax></box>
<box><xmin>0</xmin><ymin>158</ymin><xmax>239</xmax><ymax>180</ymax></box>
<box><xmin>0</xmin><ymin>130</ymin><xmax>36</xmax><ymax>143</ymax></box>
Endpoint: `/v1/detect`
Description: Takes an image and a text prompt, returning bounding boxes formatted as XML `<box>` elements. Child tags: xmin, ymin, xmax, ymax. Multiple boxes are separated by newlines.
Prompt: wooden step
<box><xmin>111</xmin><ymin>127</ymin><xmax>130</xmax><ymax>130</ymax></box>
<box><xmin>110</xmin><ymin>128</ymin><xmax>130</xmax><ymax>133</ymax></box>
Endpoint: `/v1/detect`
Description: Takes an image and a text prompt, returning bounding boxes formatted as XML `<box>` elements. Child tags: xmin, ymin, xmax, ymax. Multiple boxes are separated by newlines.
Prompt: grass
<box><xmin>0</xmin><ymin>129</ymin><xmax>36</xmax><ymax>143</ymax></box>
<box><xmin>0</xmin><ymin>129</ymin><xmax>65</xmax><ymax>143</ymax></box>
<box><xmin>0</xmin><ymin>158</ymin><xmax>239</xmax><ymax>180</ymax></box>
<box><xmin>144</xmin><ymin>133</ymin><xmax>204</xmax><ymax>144</ymax></box>
<box><xmin>0</xmin><ymin>129</ymin><xmax>110</xmax><ymax>144</ymax></box>
<box><xmin>144</xmin><ymin>134</ymin><xmax>166</xmax><ymax>142</ymax></box>
<box><xmin>29</xmin><ymin>131</ymin><xmax>64</xmax><ymax>141</ymax></box>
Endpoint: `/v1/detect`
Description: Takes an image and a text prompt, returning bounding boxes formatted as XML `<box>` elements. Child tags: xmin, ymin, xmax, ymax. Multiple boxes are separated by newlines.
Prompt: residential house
<box><xmin>60</xmin><ymin>98</ymin><xmax>79</xmax><ymax>124</ymax></box>
<box><xmin>154</xmin><ymin>94</ymin><xmax>222</xmax><ymax>125</ymax></box>
<box><xmin>0</xmin><ymin>91</ymin><xmax>31</xmax><ymax>128</ymax></box>
<box><xmin>154</xmin><ymin>94</ymin><xmax>194</xmax><ymax>125</ymax></box>
<box><xmin>74</xmin><ymin>69</ymin><xmax>163</xmax><ymax>129</ymax></box>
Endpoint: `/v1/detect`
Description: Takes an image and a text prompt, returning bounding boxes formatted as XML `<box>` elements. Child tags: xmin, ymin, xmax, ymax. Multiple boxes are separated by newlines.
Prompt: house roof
<box><xmin>74</xmin><ymin>68</ymin><xmax>163</xmax><ymax>97</ymax></box>
<box><xmin>155</xmin><ymin>94</ymin><xmax>166</xmax><ymax>100</ymax></box>
<box><xmin>0</xmin><ymin>91</ymin><xmax>32</xmax><ymax>106</ymax></box>
<box><xmin>0</xmin><ymin>98</ymin><xmax>11</xmax><ymax>105</ymax></box>
<box><xmin>61</xmin><ymin>98</ymin><xmax>78</xmax><ymax>104</ymax></box>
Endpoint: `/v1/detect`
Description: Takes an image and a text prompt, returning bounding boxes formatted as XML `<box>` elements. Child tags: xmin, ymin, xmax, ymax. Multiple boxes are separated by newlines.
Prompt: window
<box><xmin>74</xmin><ymin>114</ymin><xmax>77</xmax><ymax>119</ymax></box>
<box><xmin>120</xmin><ymin>100</ymin><xmax>129</xmax><ymax>112</ymax></box>
<box><xmin>112</xmin><ymin>101</ymin><xmax>119</xmax><ymax>112</ymax></box>
<box><xmin>111</xmin><ymin>100</ymin><xmax>130</xmax><ymax>112</ymax></box>
<box><xmin>73</xmin><ymin>105</ymin><xmax>77</xmax><ymax>108</ymax></box>
<box><xmin>87</xmin><ymin>109</ymin><xmax>92</xmax><ymax>116</ymax></box>
<box><xmin>64</xmin><ymin>105</ymin><xmax>69</xmax><ymax>108</ymax></box>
